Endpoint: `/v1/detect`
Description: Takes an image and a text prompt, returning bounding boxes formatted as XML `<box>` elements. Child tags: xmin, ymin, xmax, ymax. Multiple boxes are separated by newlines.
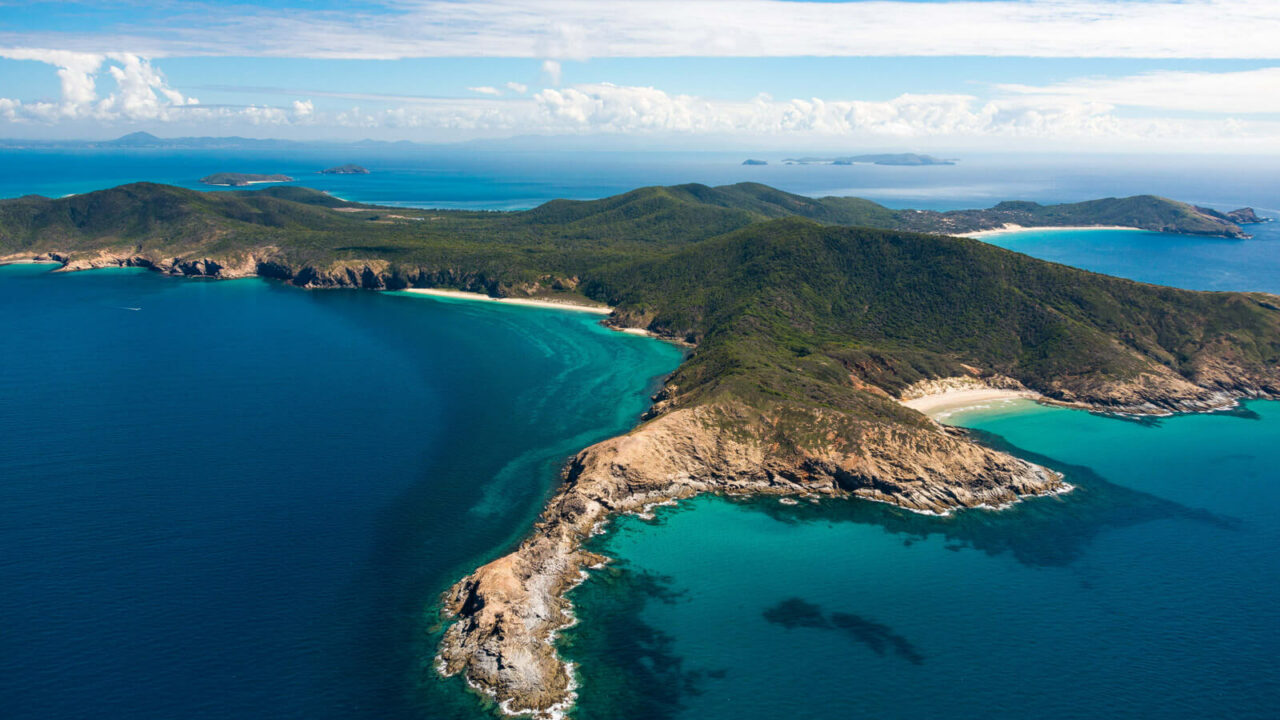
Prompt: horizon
<box><xmin>3</xmin><ymin>1</ymin><xmax>1280</xmax><ymax>153</ymax></box>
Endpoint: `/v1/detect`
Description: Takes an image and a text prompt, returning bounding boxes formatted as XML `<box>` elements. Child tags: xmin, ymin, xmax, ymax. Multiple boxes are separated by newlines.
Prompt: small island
<box><xmin>742</xmin><ymin>159</ymin><xmax>768</xmax><ymax>166</ymax></box>
<box><xmin>319</xmin><ymin>164</ymin><xmax>370</xmax><ymax>175</ymax></box>
<box><xmin>199</xmin><ymin>173</ymin><xmax>293</xmax><ymax>187</ymax></box>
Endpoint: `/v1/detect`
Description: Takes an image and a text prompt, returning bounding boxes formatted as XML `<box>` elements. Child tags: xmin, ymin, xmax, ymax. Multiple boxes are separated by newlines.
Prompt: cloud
<box><xmin>4</xmin><ymin>1</ymin><xmax>1280</xmax><ymax>60</ymax></box>
<box><xmin>541</xmin><ymin>60</ymin><xmax>561</xmax><ymax>86</ymax></box>
<box><xmin>996</xmin><ymin>68</ymin><xmax>1280</xmax><ymax>115</ymax></box>
<box><xmin>505</xmin><ymin>81</ymin><xmax>528</xmax><ymax>94</ymax></box>
<box><xmin>3</xmin><ymin>49</ymin><xmax>1279</xmax><ymax>149</ymax></box>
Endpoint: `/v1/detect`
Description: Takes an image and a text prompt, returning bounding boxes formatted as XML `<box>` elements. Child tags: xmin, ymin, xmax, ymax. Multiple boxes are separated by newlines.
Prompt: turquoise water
<box><xmin>979</xmin><ymin>223</ymin><xmax>1280</xmax><ymax>293</ymax></box>
<box><xmin>568</xmin><ymin>399</ymin><xmax>1280</xmax><ymax>719</ymax></box>
<box><xmin>0</xmin><ymin>264</ymin><xmax>683</xmax><ymax>719</ymax></box>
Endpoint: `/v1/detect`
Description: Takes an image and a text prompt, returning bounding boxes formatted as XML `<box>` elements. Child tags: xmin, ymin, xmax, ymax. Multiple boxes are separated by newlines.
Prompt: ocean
<box><xmin>0</xmin><ymin>265</ymin><xmax>683</xmax><ymax>719</ymax></box>
<box><xmin>1</xmin><ymin>149</ymin><xmax>1278</xmax><ymax>719</ymax></box>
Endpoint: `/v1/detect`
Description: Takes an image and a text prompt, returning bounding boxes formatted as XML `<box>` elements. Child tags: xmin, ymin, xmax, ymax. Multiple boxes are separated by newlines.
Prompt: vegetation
<box><xmin>199</xmin><ymin>173</ymin><xmax>294</xmax><ymax>186</ymax></box>
<box><xmin>3</xmin><ymin>181</ymin><xmax>1276</xmax><ymax>419</ymax></box>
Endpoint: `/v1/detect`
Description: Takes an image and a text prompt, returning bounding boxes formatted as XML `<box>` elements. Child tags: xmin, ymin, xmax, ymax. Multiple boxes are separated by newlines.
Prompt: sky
<box><xmin>1</xmin><ymin>0</ymin><xmax>1279</xmax><ymax>151</ymax></box>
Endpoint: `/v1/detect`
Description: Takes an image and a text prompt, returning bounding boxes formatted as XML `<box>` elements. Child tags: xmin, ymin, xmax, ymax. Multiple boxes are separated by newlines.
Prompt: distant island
<box><xmin>742</xmin><ymin>159</ymin><xmax>768</xmax><ymax>166</ymax></box>
<box><xmin>319</xmin><ymin>164</ymin><xmax>370</xmax><ymax>175</ymax></box>
<box><xmin>784</xmin><ymin>153</ymin><xmax>956</xmax><ymax>166</ymax></box>
<box><xmin>3</xmin><ymin>180</ymin><xmax>1278</xmax><ymax>718</ymax></box>
<box><xmin>199</xmin><ymin>173</ymin><xmax>294</xmax><ymax>187</ymax></box>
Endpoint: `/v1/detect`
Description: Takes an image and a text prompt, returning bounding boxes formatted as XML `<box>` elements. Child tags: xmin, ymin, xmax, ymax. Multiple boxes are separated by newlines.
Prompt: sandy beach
<box><xmin>400</xmin><ymin>288</ymin><xmax>613</xmax><ymax>314</ymax></box>
<box><xmin>961</xmin><ymin>224</ymin><xmax>1140</xmax><ymax>238</ymax></box>
<box><xmin>901</xmin><ymin>388</ymin><xmax>1040</xmax><ymax>417</ymax></box>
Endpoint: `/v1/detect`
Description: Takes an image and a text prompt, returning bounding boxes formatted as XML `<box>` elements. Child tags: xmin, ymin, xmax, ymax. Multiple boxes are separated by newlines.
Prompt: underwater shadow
<box><xmin>560</xmin><ymin>566</ymin><xmax>716</xmax><ymax>720</ymax></box>
<box><xmin>742</xmin><ymin>428</ymin><xmax>1241</xmax><ymax>569</ymax></box>
<box><xmin>763</xmin><ymin>598</ymin><xmax>925</xmax><ymax>665</ymax></box>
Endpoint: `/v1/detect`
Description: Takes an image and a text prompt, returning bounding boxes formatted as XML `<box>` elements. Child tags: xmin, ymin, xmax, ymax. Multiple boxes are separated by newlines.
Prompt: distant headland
<box><xmin>742</xmin><ymin>158</ymin><xmax>768</xmax><ymax>166</ymax></box>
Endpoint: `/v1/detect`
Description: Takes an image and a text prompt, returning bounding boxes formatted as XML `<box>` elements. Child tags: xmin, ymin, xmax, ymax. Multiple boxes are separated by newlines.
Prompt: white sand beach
<box><xmin>401</xmin><ymin>288</ymin><xmax>613</xmax><ymax>314</ymax></box>
<box><xmin>901</xmin><ymin>388</ymin><xmax>1039</xmax><ymax>417</ymax></box>
<box><xmin>961</xmin><ymin>224</ymin><xmax>1140</xmax><ymax>238</ymax></box>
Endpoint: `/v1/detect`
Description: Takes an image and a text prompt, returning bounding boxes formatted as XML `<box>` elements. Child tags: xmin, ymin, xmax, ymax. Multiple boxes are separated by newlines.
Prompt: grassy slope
<box><xmin>2</xmin><ymin>182</ymin><xmax>1274</xmax><ymax>414</ymax></box>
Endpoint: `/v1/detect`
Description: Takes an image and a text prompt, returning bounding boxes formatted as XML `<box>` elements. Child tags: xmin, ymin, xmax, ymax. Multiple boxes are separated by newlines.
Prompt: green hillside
<box><xmin>2</xmin><ymin>181</ymin><xmax>1275</xmax><ymax>414</ymax></box>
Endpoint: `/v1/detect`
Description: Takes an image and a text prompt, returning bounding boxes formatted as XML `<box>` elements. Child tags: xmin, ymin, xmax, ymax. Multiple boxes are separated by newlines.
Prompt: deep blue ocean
<box><xmin>1</xmin><ymin>148</ymin><xmax>1278</xmax><ymax>719</ymax></box>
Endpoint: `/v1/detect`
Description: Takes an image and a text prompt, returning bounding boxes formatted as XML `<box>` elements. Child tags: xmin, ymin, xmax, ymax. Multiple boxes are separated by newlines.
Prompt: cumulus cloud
<box><xmin>4</xmin><ymin>1</ymin><xmax>1280</xmax><ymax>60</ymax></box>
<box><xmin>2</xmin><ymin>48</ymin><xmax>1278</xmax><ymax>149</ymax></box>
<box><xmin>0</xmin><ymin>48</ymin><xmax>198</xmax><ymax>122</ymax></box>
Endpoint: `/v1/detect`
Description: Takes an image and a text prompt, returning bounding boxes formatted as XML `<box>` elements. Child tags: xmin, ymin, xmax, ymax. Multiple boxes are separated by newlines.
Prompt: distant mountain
<box><xmin>106</xmin><ymin>131</ymin><xmax>165</xmax><ymax>147</ymax></box>
<box><xmin>741</xmin><ymin>158</ymin><xmax>768</xmax><ymax>165</ymax></box>
<box><xmin>319</xmin><ymin>164</ymin><xmax>370</xmax><ymax>175</ymax></box>
<box><xmin>784</xmin><ymin>153</ymin><xmax>956</xmax><ymax>166</ymax></box>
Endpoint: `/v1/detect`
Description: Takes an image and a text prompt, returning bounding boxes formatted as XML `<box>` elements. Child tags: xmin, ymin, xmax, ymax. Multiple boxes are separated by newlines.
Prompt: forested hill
<box><xmin>0</xmin><ymin>181</ymin><xmax>1256</xmax><ymax>259</ymax></box>
<box><xmin>1</xmin><ymin>180</ymin><xmax>1275</xmax><ymax>416</ymax></box>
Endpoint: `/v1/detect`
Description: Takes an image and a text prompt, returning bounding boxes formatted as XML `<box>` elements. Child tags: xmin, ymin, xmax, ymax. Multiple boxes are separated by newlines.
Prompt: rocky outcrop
<box><xmin>436</xmin><ymin>402</ymin><xmax>1065</xmax><ymax>717</ymax></box>
<box><xmin>11</xmin><ymin>249</ymin><xmax>591</xmax><ymax>301</ymax></box>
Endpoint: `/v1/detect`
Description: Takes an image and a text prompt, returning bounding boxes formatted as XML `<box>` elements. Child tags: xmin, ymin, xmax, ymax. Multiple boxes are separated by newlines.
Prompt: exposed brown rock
<box><xmin>436</xmin><ymin>402</ymin><xmax>1064</xmax><ymax>717</ymax></box>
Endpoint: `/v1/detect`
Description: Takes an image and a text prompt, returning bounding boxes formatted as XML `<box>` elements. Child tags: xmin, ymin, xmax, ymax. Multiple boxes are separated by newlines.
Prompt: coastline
<box><xmin>901</xmin><ymin>387</ymin><xmax>1041</xmax><ymax>417</ymax></box>
<box><xmin>400</xmin><ymin>288</ymin><xmax>612</xmax><ymax>314</ymax></box>
<box><xmin>961</xmin><ymin>224</ymin><xmax>1141</xmax><ymax>238</ymax></box>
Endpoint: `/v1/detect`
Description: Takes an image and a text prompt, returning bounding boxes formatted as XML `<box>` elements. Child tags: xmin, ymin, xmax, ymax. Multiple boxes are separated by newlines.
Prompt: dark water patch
<box><xmin>1089</xmin><ymin>411</ymin><xmax>1163</xmax><ymax>427</ymax></box>
<box><xmin>763</xmin><ymin>598</ymin><xmax>926</xmax><ymax>665</ymax></box>
<box><xmin>561</xmin><ymin>565</ymin><xmax>711</xmax><ymax>720</ymax></box>
<box><xmin>737</xmin><ymin>429</ymin><xmax>1239</xmax><ymax>569</ymax></box>
<box><xmin>1213</xmin><ymin>406</ymin><xmax>1263</xmax><ymax>421</ymax></box>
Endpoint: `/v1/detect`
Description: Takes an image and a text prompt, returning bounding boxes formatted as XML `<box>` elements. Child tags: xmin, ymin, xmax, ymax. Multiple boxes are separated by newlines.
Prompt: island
<box><xmin>3</xmin><ymin>181</ymin><xmax>1277</xmax><ymax>717</ymax></box>
<box><xmin>319</xmin><ymin>164</ymin><xmax>370</xmax><ymax>175</ymax></box>
<box><xmin>199</xmin><ymin>173</ymin><xmax>294</xmax><ymax>187</ymax></box>
<box><xmin>784</xmin><ymin>153</ymin><xmax>956</xmax><ymax>166</ymax></box>
<box><xmin>741</xmin><ymin>158</ymin><xmax>768</xmax><ymax>165</ymax></box>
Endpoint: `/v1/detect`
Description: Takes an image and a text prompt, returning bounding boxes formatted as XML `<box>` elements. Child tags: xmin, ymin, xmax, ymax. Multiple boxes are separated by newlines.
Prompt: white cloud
<box><xmin>505</xmin><ymin>81</ymin><xmax>528</xmax><ymax>94</ymax></box>
<box><xmin>3</xmin><ymin>48</ymin><xmax>1280</xmax><ymax>150</ymax></box>
<box><xmin>541</xmin><ymin>60</ymin><xmax>561</xmax><ymax>86</ymax></box>
<box><xmin>997</xmin><ymin>68</ymin><xmax>1280</xmax><ymax>115</ymax></box>
<box><xmin>4</xmin><ymin>1</ymin><xmax>1280</xmax><ymax>60</ymax></box>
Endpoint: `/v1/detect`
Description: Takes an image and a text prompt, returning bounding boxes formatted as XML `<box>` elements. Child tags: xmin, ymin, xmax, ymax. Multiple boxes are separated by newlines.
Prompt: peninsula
<box><xmin>3</xmin><ymin>181</ymin><xmax>1278</xmax><ymax>716</ymax></box>
<box><xmin>199</xmin><ymin>172</ymin><xmax>293</xmax><ymax>186</ymax></box>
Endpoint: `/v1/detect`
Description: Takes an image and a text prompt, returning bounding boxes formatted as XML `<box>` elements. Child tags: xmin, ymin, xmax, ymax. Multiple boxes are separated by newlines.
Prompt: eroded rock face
<box><xmin>436</xmin><ymin>403</ymin><xmax>1064</xmax><ymax>717</ymax></box>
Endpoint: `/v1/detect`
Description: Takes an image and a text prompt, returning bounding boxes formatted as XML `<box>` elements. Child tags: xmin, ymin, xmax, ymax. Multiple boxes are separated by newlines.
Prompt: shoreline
<box><xmin>960</xmin><ymin>224</ymin><xmax>1141</xmax><ymax>238</ymax></box>
<box><xmin>901</xmin><ymin>387</ymin><xmax>1041</xmax><ymax>417</ymax></box>
<box><xmin>400</xmin><ymin>288</ymin><xmax>612</xmax><ymax>314</ymax></box>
